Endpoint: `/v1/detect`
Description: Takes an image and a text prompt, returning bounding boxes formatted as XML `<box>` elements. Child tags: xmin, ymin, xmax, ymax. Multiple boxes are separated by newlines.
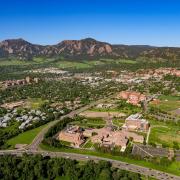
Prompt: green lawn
<box><xmin>6</xmin><ymin>123</ymin><xmax>49</xmax><ymax>148</ymax></box>
<box><xmin>89</xmin><ymin>107</ymin><xmax>140</xmax><ymax>116</ymax></box>
<box><xmin>159</xmin><ymin>95</ymin><xmax>180</xmax><ymax>101</ymax></box>
<box><xmin>70</xmin><ymin>121</ymin><xmax>104</xmax><ymax>129</ymax></box>
<box><xmin>54</xmin><ymin>59</ymin><xmax>137</xmax><ymax>70</ymax></box>
<box><xmin>116</xmin><ymin>59</ymin><xmax>137</xmax><ymax>64</ymax></box>
<box><xmin>26</xmin><ymin>98</ymin><xmax>49</xmax><ymax>109</ymax></box>
<box><xmin>152</xmin><ymin>101</ymin><xmax>180</xmax><ymax>111</ymax></box>
<box><xmin>0</xmin><ymin>60</ymin><xmax>34</xmax><ymax>66</ymax></box>
<box><xmin>112</xmin><ymin>119</ymin><xmax>125</xmax><ymax>127</ymax></box>
<box><xmin>149</xmin><ymin>125</ymin><xmax>180</xmax><ymax>148</ymax></box>
<box><xmin>150</xmin><ymin>95</ymin><xmax>180</xmax><ymax>111</ymax></box>
<box><xmin>89</xmin><ymin>107</ymin><xmax>120</xmax><ymax>112</ymax></box>
<box><xmin>84</xmin><ymin>118</ymin><xmax>106</xmax><ymax>124</ymax></box>
<box><xmin>60</xmin><ymin>140</ymin><xmax>71</xmax><ymax>146</ymax></box>
<box><xmin>100</xmin><ymin>58</ymin><xmax>137</xmax><ymax>64</ymax></box>
<box><xmin>40</xmin><ymin>143</ymin><xmax>180</xmax><ymax>176</ymax></box>
<box><xmin>70</xmin><ymin>118</ymin><xmax>106</xmax><ymax>128</ymax></box>
<box><xmin>83</xmin><ymin>140</ymin><xmax>93</xmax><ymax>148</ymax></box>
<box><xmin>55</xmin><ymin>61</ymin><xmax>92</xmax><ymax>69</ymax></box>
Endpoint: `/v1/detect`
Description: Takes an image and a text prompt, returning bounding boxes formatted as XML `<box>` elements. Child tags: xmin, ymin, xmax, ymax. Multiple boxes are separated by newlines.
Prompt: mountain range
<box><xmin>0</xmin><ymin>38</ymin><xmax>180</xmax><ymax>61</ymax></box>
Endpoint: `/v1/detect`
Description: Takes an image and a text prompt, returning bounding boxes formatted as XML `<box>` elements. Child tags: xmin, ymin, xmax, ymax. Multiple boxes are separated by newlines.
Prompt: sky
<box><xmin>0</xmin><ymin>0</ymin><xmax>180</xmax><ymax>46</ymax></box>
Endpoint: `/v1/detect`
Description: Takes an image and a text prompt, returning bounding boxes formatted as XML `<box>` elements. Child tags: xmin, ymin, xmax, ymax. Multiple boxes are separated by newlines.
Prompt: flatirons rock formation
<box><xmin>0</xmin><ymin>38</ymin><xmax>180</xmax><ymax>60</ymax></box>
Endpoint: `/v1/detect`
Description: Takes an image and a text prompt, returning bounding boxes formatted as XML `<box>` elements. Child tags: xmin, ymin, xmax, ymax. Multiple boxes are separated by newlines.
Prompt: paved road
<box><xmin>0</xmin><ymin>149</ymin><xmax>179</xmax><ymax>180</ymax></box>
<box><xmin>27</xmin><ymin>97</ymin><xmax>107</xmax><ymax>151</ymax></box>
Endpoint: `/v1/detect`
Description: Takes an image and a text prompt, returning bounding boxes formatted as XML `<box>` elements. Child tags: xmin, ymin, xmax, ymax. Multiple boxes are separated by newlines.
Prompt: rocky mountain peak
<box><xmin>0</xmin><ymin>38</ymin><xmax>180</xmax><ymax>61</ymax></box>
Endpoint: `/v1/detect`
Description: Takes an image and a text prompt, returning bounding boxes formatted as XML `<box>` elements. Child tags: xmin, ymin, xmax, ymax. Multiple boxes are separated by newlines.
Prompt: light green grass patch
<box><xmin>83</xmin><ymin>140</ymin><xmax>93</xmax><ymax>149</ymax></box>
<box><xmin>71</xmin><ymin>118</ymin><xmax>106</xmax><ymax>127</ymax></box>
<box><xmin>0</xmin><ymin>60</ymin><xmax>34</xmax><ymax>66</ymax></box>
<box><xmin>159</xmin><ymin>95</ymin><xmax>180</xmax><ymax>101</ymax></box>
<box><xmin>150</xmin><ymin>95</ymin><xmax>180</xmax><ymax>112</ymax></box>
<box><xmin>55</xmin><ymin>61</ymin><xmax>92</xmax><ymax>69</ymax></box>
<box><xmin>151</xmin><ymin>101</ymin><xmax>180</xmax><ymax>111</ymax></box>
<box><xmin>116</xmin><ymin>59</ymin><xmax>137</xmax><ymax>64</ymax></box>
<box><xmin>112</xmin><ymin>119</ymin><xmax>124</xmax><ymax>127</ymax></box>
<box><xmin>149</xmin><ymin>125</ymin><xmax>180</xmax><ymax>148</ymax></box>
<box><xmin>6</xmin><ymin>123</ymin><xmax>49</xmax><ymax>148</ymax></box>
<box><xmin>60</xmin><ymin>140</ymin><xmax>71</xmax><ymax>146</ymax></box>
<box><xmin>26</xmin><ymin>98</ymin><xmax>49</xmax><ymax>109</ymax></box>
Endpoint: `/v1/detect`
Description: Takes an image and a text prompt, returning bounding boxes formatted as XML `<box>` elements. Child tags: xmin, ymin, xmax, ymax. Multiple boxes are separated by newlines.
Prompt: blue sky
<box><xmin>0</xmin><ymin>0</ymin><xmax>180</xmax><ymax>46</ymax></box>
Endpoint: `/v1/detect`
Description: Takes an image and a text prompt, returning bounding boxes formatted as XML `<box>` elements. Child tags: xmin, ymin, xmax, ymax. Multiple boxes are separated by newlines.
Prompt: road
<box><xmin>27</xmin><ymin>97</ymin><xmax>107</xmax><ymax>151</ymax></box>
<box><xmin>0</xmin><ymin>149</ymin><xmax>179</xmax><ymax>180</ymax></box>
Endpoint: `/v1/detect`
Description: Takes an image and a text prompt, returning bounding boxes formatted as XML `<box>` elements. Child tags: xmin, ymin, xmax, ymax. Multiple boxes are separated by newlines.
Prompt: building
<box><xmin>83</xmin><ymin>127</ymin><xmax>144</xmax><ymax>151</ymax></box>
<box><xmin>0</xmin><ymin>101</ymin><xmax>25</xmax><ymax>109</ymax></box>
<box><xmin>123</xmin><ymin>113</ymin><xmax>149</xmax><ymax>131</ymax></box>
<box><xmin>118</xmin><ymin>91</ymin><xmax>146</xmax><ymax>106</ymax></box>
<box><xmin>3</xmin><ymin>76</ymin><xmax>39</xmax><ymax>88</ymax></box>
<box><xmin>122</xmin><ymin>130</ymin><xmax>144</xmax><ymax>143</ymax></box>
<box><xmin>25</xmin><ymin>76</ymin><xmax>31</xmax><ymax>83</ymax></box>
<box><xmin>88</xmin><ymin>128</ymin><xmax>128</xmax><ymax>151</ymax></box>
<box><xmin>58</xmin><ymin>126</ymin><xmax>84</xmax><ymax>147</ymax></box>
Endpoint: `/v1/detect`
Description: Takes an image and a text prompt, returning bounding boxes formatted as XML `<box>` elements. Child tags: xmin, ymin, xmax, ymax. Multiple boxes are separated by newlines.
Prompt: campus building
<box><xmin>118</xmin><ymin>91</ymin><xmax>146</xmax><ymax>106</ymax></box>
<box><xmin>83</xmin><ymin>127</ymin><xmax>144</xmax><ymax>151</ymax></box>
<box><xmin>58</xmin><ymin>126</ymin><xmax>84</xmax><ymax>147</ymax></box>
<box><xmin>123</xmin><ymin>113</ymin><xmax>149</xmax><ymax>131</ymax></box>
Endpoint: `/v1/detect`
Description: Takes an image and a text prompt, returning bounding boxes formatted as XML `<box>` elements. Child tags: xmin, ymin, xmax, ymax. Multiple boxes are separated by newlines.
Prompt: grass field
<box><xmin>89</xmin><ymin>107</ymin><xmax>120</xmax><ymax>112</ymax></box>
<box><xmin>150</xmin><ymin>95</ymin><xmax>180</xmax><ymax>111</ymax></box>
<box><xmin>115</xmin><ymin>59</ymin><xmax>137</xmax><ymax>64</ymax></box>
<box><xmin>0</xmin><ymin>58</ymin><xmax>56</xmax><ymax>67</ymax></box>
<box><xmin>60</xmin><ymin>140</ymin><xmax>71</xmax><ymax>146</ymax></box>
<box><xmin>6</xmin><ymin>123</ymin><xmax>49</xmax><ymax>148</ymax></box>
<box><xmin>55</xmin><ymin>61</ymin><xmax>92</xmax><ymax>69</ymax></box>
<box><xmin>100</xmin><ymin>59</ymin><xmax>137</xmax><ymax>64</ymax></box>
<box><xmin>112</xmin><ymin>119</ymin><xmax>125</xmax><ymax>127</ymax></box>
<box><xmin>149</xmin><ymin>125</ymin><xmax>180</xmax><ymax>148</ymax></box>
<box><xmin>26</xmin><ymin>98</ymin><xmax>49</xmax><ymax>109</ymax></box>
<box><xmin>40</xmin><ymin>143</ymin><xmax>180</xmax><ymax>176</ymax></box>
<box><xmin>70</xmin><ymin>117</ymin><xmax>106</xmax><ymax>128</ymax></box>
<box><xmin>82</xmin><ymin>140</ymin><xmax>93</xmax><ymax>148</ymax></box>
<box><xmin>159</xmin><ymin>95</ymin><xmax>180</xmax><ymax>101</ymax></box>
<box><xmin>54</xmin><ymin>59</ymin><xmax>137</xmax><ymax>69</ymax></box>
<box><xmin>0</xmin><ymin>60</ymin><xmax>35</xmax><ymax>66</ymax></box>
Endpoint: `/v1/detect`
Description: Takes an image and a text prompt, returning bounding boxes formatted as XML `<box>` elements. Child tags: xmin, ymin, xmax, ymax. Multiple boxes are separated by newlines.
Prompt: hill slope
<box><xmin>0</xmin><ymin>38</ymin><xmax>180</xmax><ymax>60</ymax></box>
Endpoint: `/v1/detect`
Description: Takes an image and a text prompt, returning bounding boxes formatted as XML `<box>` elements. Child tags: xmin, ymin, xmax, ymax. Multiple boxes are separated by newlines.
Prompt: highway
<box><xmin>0</xmin><ymin>96</ymin><xmax>180</xmax><ymax>180</ymax></box>
<box><xmin>0</xmin><ymin>149</ymin><xmax>180</xmax><ymax>180</ymax></box>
